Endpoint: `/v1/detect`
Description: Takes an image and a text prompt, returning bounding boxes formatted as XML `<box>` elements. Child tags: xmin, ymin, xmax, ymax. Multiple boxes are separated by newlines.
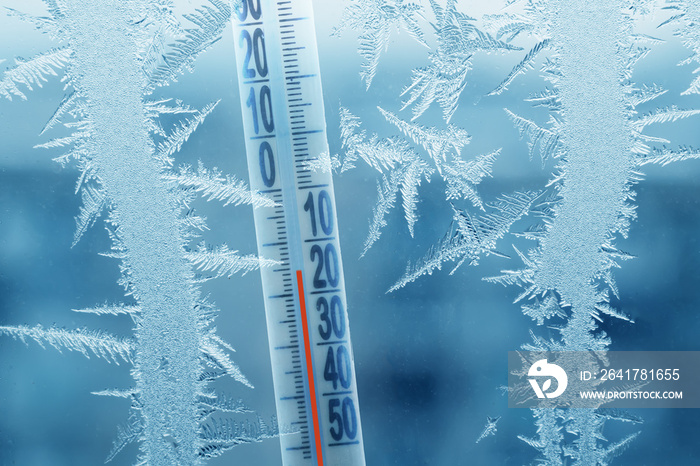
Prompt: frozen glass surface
<box><xmin>2</xmin><ymin>1</ymin><xmax>700</xmax><ymax>465</ymax></box>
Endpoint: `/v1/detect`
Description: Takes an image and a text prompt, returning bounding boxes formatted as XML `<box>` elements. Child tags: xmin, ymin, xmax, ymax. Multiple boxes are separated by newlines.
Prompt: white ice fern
<box><xmin>660</xmin><ymin>1</ymin><xmax>700</xmax><ymax>95</ymax></box>
<box><xmin>339</xmin><ymin>105</ymin><xmax>499</xmax><ymax>256</ymax></box>
<box><xmin>1</xmin><ymin>1</ymin><xmax>275</xmax><ymax>464</ymax></box>
<box><xmin>333</xmin><ymin>0</ymin><xmax>426</xmax><ymax>88</ymax></box>
<box><xmin>390</xmin><ymin>191</ymin><xmax>540</xmax><ymax>292</ymax></box>
<box><xmin>401</xmin><ymin>0</ymin><xmax>519</xmax><ymax>122</ymax></box>
<box><xmin>484</xmin><ymin>0</ymin><xmax>700</xmax><ymax>463</ymax></box>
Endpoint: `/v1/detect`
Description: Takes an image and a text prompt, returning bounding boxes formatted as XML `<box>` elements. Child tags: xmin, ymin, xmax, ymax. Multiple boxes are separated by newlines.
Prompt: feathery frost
<box><xmin>333</xmin><ymin>0</ymin><xmax>427</xmax><ymax>88</ymax></box>
<box><xmin>390</xmin><ymin>191</ymin><xmax>540</xmax><ymax>292</ymax></box>
<box><xmin>401</xmin><ymin>0</ymin><xmax>519</xmax><ymax>122</ymax></box>
<box><xmin>166</xmin><ymin>161</ymin><xmax>277</xmax><ymax>208</ymax></box>
<box><xmin>1</xmin><ymin>1</ymin><xmax>272</xmax><ymax>464</ymax></box>
<box><xmin>379</xmin><ymin>106</ymin><xmax>471</xmax><ymax>172</ymax></box>
<box><xmin>73</xmin><ymin>303</ymin><xmax>140</xmax><ymax>316</ymax></box>
<box><xmin>106</xmin><ymin>415</ymin><xmax>143</xmax><ymax>463</ymax></box>
<box><xmin>661</xmin><ymin>1</ymin><xmax>700</xmax><ymax>95</ymax></box>
<box><xmin>336</xmin><ymin>0</ymin><xmax>516</xmax><ymax>265</ymax></box>
<box><xmin>186</xmin><ymin>242</ymin><xmax>276</xmax><ymax>279</ymax></box>
<box><xmin>0</xmin><ymin>325</ymin><xmax>134</xmax><ymax>365</ymax></box>
<box><xmin>0</xmin><ymin>47</ymin><xmax>71</xmax><ymax>100</ymax></box>
<box><xmin>505</xmin><ymin>109</ymin><xmax>561</xmax><ymax>162</ymax></box>
<box><xmin>480</xmin><ymin>0</ymin><xmax>700</xmax><ymax>462</ymax></box>
<box><xmin>147</xmin><ymin>0</ymin><xmax>231</xmax><ymax>89</ymax></box>
<box><xmin>488</xmin><ymin>39</ymin><xmax>551</xmax><ymax>96</ymax></box>
<box><xmin>72</xmin><ymin>183</ymin><xmax>107</xmax><ymax>246</ymax></box>
<box><xmin>198</xmin><ymin>416</ymin><xmax>278</xmax><ymax>459</ymax></box>
<box><xmin>339</xmin><ymin>105</ymin><xmax>497</xmax><ymax>254</ymax></box>
<box><xmin>301</xmin><ymin>151</ymin><xmax>341</xmax><ymax>173</ymax></box>
<box><xmin>476</xmin><ymin>416</ymin><xmax>500</xmax><ymax>444</ymax></box>
<box><xmin>155</xmin><ymin>100</ymin><xmax>219</xmax><ymax>165</ymax></box>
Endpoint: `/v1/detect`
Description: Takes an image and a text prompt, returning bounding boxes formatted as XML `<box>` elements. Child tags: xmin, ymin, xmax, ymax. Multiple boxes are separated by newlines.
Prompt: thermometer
<box><xmin>232</xmin><ymin>1</ymin><xmax>366</xmax><ymax>464</ymax></box>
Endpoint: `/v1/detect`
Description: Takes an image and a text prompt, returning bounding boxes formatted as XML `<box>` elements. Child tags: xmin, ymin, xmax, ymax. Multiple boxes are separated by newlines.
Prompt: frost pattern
<box><xmin>475</xmin><ymin>416</ymin><xmax>500</xmax><ymax>444</ymax></box>
<box><xmin>662</xmin><ymin>1</ymin><xmax>700</xmax><ymax>95</ymax></box>
<box><xmin>334</xmin><ymin>0</ymin><xmax>700</xmax><ymax>462</ymax></box>
<box><xmin>332</xmin><ymin>0</ymin><xmax>426</xmax><ymax>88</ymax></box>
<box><xmin>0</xmin><ymin>325</ymin><xmax>134</xmax><ymax>364</ymax></box>
<box><xmin>487</xmin><ymin>0</ymin><xmax>700</xmax><ymax>348</ymax></box>
<box><xmin>1</xmin><ymin>1</ymin><xmax>273</xmax><ymax>464</ymax></box>
<box><xmin>336</xmin><ymin>0</ymin><xmax>517</xmax><ymax>120</ymax></box>
<box><xmin>401</xmin><ymin>0</ymin><xmax>519</xmax><ymax>122</ymax></box>
<box><xmin>481</xmin><ymin>0</ymin><xmax>700</xmax><ymax>463</ymax></box>
<box><xmin>390</xmin><ymin>191</ymin><xmax>540</xmax><ymax>292</ymax></box>
<box><xmin>301</xmin><ymin>151</ymin><xmax>341</xmax><ymax>173</ymax></box>
<box><xmin>165</xmin><ymin>161</ymin><xmax>277</xmax><ymax>208</ymax></box>
<box><xmin>339</xmin><ymin>105</ymin><xmax>498</xmax><ymax>256</ymax></box>
<box><xmin>334</xmin><ymin>0</ymin><xmax>522</xmax><ymax>267</ymax></box>
<box><xmin>0</xmin><ymin>48</ymin><xmax>71</xmax><ymax>100</ymax></box>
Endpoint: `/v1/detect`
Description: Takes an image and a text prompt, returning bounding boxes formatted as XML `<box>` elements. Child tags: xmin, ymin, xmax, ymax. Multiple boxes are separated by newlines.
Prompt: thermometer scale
<box><xmin>232</xmin><ymin>1</ymin><xmax>366</xmax><ymax>464</ymax></box>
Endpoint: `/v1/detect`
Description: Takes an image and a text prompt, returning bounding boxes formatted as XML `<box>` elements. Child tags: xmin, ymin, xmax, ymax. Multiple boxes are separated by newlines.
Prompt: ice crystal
<box><xmin>72</xmin><ymin>183</ymin><xmax>107</xmax><ymax>246</ymax></box>
<box><xmin>390</xmin><ymin>191</ymin><xmax>540</xmax><ymax>292</ymax></box>
<box><xmin>337</xmin><ymin>0</ymin><xmax>517</xmax><ymax>120</ymax></box>
<box><xmin>504</xmin><ymin>109</ymin><xmax>562</xmax><ymax>163</ymax></box>
<box><xmin>186</xmin><ymin>242</ymin><xmax>277</xmax><ymax>279</ymax></box>
<box><xmin>488</xmin><ymin>39</ymin><xmax>551</xmax><ymax>96</ymax></box>
<box><xmin>0</xmin><ymin>47</ymin><xmax>71</xmax><ymax>100</ymax></box>
<box><xmin>475</xmin><ymin>416</ymin><xmax>500</xmax><ymax>443</ymax></box>
<box><xmin>401</xmin><ymin>0</ymin><xmax>519</xmax><ymax>122</ymax></box>
<box><xmin>335</xmin><ymin>1</ymin><xmax>521</xmax><ymax>268</ymax></box>
<box><xmin>339</xmin><ymin>105</ymin><xmax>433</xmax><ymax>243</ymax></box>
<box><xmin>1</xmin><ymin>1</ymin><xmax>273</xmax><ymax>464</ymax></box>
<box><xmin>661</xmin><ymin>0</ymin><xmax>700</xmax><ymax>95</ymax></box>
<box><xmin>339</xmin><ymin>105</ymin><xmax>497</xmax><ymax>254</ymax></box>
<box><xmin>637</xmin><ymin>146</ymin><xmax>700</xmax><ymax>166</ymax></box>
<box><xmin>489</xmin><ymin>0</ymin><xmax>700</xmax><ymax>351</ymax></box>
<box><xmin>154</xmin><ymin>100</ymin><xmax>220</xmax><ymax>165</ymax></box>
<box><xmin>562</xmin><ymin>410</ymin><xmax>639</xmax><ymax>465</ymax></box>
<box><xmin>0</xmin><ymin>325</ymin><xmax>134</xmax><ymax>364</ymax></box>
<box><xmin>521</xmin><ymin>293</ymin><xmax>566</xmax><ymax>326</ymax></box>
<box><xmin>73</xmin><ymin>303</ymin><xmax>141</xmax><ymax>316</ymax></box>
<box><xmin>517</xmin><ymin>409</ymin><xmax>565</xmax><ymax>465</ymax></box>
<box><xmin>378</xmin><ymin>106</ymin><xmax>471</xmax><ymax>172</ymax></box>
<box><xmin>198</xmin><ymin>416</ymin><xmax>278</xmax><ymax>459</ymax></box>
<box><xmin>147</xmin><ymin>0</ymin><xmax>231</xmax><ymax>89</ymax></box>
<box><xmin>166</xmin><ymin>161</ymin><xmax>277</xmax><ymax>208</ymax></box>
<box><xmin>301</xmin><ymin>151</ymin><xmax>341</xmax><ymax>173</ymax></box>
<box><xmin>333</xmin><ymin>0</ymin><xmax>427</xmax><ymax>88</ymax></box>
<box><xmin>482</xmin><ymin>0</ymin><xmax>699</xmax><ymax>463</ymax></box>
<box><xmin>106</xmin><ymin>414</ymin><xmax>144</xmax><ymax>463</ymax></box>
